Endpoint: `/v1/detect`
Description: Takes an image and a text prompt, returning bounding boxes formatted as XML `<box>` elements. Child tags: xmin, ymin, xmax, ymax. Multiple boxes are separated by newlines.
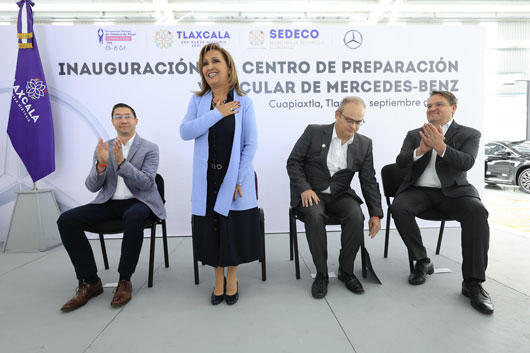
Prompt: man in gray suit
<box><xmin>287</xmin><ymin>96</ymin><xmax>383</xmax><ymax>299</ymax></box>
<box><xmin>57</xmin><ymin>103</ymin><xmax>166</xmax><ymax>311</ymax></box>
<box><xmin>392</xmin><ymin>91</ymin><xmax>493</xmax><ymax>314</ymax></box>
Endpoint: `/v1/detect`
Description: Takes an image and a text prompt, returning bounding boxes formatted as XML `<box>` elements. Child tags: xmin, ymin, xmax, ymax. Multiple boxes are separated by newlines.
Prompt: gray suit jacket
<box><xmin>286</xmin><ymin>123</ymin><xmax>383</xmax><ymax>218</ymax></box>
<box><xmin>395</xmin><ymin>120</ymin><xmax>481</xmax><ymax>199</ymax></box>
<box><xmin>85</xmin><ymin>134</ymin><xmax>166</xmax><ymax>219</ymax></box>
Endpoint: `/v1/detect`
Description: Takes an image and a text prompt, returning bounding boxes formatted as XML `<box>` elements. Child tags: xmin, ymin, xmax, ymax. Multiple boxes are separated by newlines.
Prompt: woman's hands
<box><xmin>233</xmin><ymin>185</ymin><xmax>242</xmax><ymax>200</ymax></box>
<box><xmin>214</xmin><ymin>99</ymin><xmax>240</xmax><ymax>117</ymax></box>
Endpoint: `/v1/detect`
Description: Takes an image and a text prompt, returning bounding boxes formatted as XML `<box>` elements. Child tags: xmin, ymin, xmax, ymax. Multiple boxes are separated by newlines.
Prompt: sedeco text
<box><xmin>269</xmin><ymin>29</ymin><xmax>319</xmax><ymax>39</ymax></box>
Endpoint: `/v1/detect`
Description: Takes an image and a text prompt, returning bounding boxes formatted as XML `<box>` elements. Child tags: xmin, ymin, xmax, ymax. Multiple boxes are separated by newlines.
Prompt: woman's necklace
<box><xmin>211</xmin><ymin>97</ymin><xmax>227</xmax><ymax>107</ymax></box>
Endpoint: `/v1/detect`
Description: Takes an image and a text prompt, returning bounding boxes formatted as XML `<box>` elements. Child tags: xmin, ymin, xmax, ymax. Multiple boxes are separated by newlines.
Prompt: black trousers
<box><xmin>296</xmin><ymin>193</ymin><xmax>364</xmax><ymax>276</ymax></box>
<box><xmin>391</xmin><ymin>186</ymin><xmax>490</xmax><ymax>281</ymax></box>
<box><xmin>57</xmin><ymin>199</ymin><xmax>151</xmax><ymax>281</ymax></box>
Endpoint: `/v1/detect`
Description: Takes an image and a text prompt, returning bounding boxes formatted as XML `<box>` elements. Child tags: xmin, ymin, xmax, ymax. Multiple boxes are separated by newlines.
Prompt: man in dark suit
<box><xmin>392</xmin><ymin>91</ymin><xmax>493</xmax><ymax>314</ymax></box>
<box><xmin>57</xmin><ymin>103</ymin><xmax>166</xmax><ymax>312</ymax></box>
<box><xmin>287</xmin><ymin>96</ymin><xmax>383</xmax><ymax>299</ymax></box>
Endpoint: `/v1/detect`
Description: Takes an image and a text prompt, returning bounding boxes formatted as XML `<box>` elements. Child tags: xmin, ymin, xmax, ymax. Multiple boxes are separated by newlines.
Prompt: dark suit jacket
<box><xmin>395</xmin><ymin>120</ymin><xmax>480</xmax><ymax>199</ymax></box>
<box><xmin>286</xmin><ymin>123</ymin><xmax>383</xmax><ymax>218</ymax></box>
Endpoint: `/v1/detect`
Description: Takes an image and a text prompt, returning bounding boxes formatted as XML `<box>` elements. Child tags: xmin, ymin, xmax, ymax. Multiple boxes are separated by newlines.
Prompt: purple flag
<box><xmin>7</xmin><ymin>0</ymin><xmax>55</xmax><ymax>183</ymax></box>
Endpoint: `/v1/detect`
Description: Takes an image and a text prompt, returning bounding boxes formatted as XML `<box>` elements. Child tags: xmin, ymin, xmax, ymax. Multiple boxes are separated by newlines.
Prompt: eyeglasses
<box><xmin>338</xmin><ymin>110</ymin><xmax>364</xmax><ymax>126</ymax></box>
<box><xmin>112</xmin><ymin>114</ymin><xmax>134</xmax><ymax>120</ymax></box>
<box><xmin>427</xmin><ymin>102</ymin><xmax>451</xmax><ymax>109</ymax></box>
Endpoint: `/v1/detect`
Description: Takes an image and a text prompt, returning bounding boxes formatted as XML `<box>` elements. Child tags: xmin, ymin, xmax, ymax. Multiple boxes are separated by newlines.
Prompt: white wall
<box><xmin>0</xmin><ymin>25</ymin><xmax>485</xmax><ymax>240</ymax></box>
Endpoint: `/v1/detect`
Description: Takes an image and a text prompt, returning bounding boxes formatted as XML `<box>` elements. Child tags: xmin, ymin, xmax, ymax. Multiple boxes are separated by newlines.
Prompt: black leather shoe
<box><xmin>462</xmin><ymin>280</ymin><xmax>494</xmax><ymax>314</ymax></box>
<box><xmin>337</xmin><ymin>269</ymin><xmax>364</xmax><ymax>294</ymax></box>
<box><xmin>311</xmin><ymin>273</ymin><xmax>329</xmax><ymax>299</ymax></box>
<box><xmin>408</xmin><ymin>259</ymin><xmax>434</xmax><ymax>285</ymax></box>
<box><xmin>225</xmin><ymin>282</ymin><xmax>239</xmax><ymax>305</ymax></box>
<box><xmin>211</xmin><ymin>277</ymin><xmax>226</xmax><ymax>305</ymax></box>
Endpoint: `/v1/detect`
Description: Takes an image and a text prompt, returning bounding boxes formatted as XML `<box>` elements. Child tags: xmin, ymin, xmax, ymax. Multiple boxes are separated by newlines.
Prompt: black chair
<box><xmin>381</xmin><ymin>163</ymin><xmax>453</xmax><ymax>272</ymax></box>
<box><xmin>84</xmin><ymin>174</ymin><xmax>169</xmax><ymax>288</ymax></box>
<box><xmin>289</xmin><ymin>207</ymin><xmax>382</xmax><ymax>284</ymax></box>
<box><xmin>192</xmin><ymin>172</ymin><xmax>266</xmax><ymax>284</ymax></box>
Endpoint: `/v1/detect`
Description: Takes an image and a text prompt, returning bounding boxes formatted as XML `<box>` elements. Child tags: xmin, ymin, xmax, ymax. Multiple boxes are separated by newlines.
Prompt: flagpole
<box><xmin>4</xmin><ymin>0</ymin><xmax>60</xmax><ymax>252</ymax></box>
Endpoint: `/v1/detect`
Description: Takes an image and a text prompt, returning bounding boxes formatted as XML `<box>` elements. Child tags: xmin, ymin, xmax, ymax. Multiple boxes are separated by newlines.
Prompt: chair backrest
<box><xmin>381</xmin><ymin>164</ymin><xmax>451</xmax><ymax>221</ymax></box>
<box><xmin>155</xmin><ymin>174</ymin><xmax>165</xmax><ymax>203</ymax></box>
<box><xmin>381</xmin><ymin>163</ymin><xmax>408</xmax><ymax>199</ymax></box>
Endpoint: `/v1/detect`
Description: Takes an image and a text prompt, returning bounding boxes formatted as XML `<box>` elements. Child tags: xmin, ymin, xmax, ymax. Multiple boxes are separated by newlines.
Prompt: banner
<box><xmin>7</xmin><ymin>0</ymin><xmax>55</xmax><ymax>183</ymax></box>
<box><xmin>0</xmin><ymin>25</ymin><xmax>485</xmax><ymax>240</ymax></box>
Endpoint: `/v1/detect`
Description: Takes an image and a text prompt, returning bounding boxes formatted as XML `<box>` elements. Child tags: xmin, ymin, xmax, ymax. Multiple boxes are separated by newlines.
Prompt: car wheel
<box><xmin>518</xmin><ymin>169</ymin><xmax>530</xmax><ymax>193</ymax></box>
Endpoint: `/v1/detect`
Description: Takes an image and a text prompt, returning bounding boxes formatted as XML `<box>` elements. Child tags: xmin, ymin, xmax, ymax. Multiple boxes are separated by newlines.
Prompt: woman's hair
<box><xmin>195</xmin><ymin>43</ymin><xmax>244</xmax><ymax>96</ymax></box>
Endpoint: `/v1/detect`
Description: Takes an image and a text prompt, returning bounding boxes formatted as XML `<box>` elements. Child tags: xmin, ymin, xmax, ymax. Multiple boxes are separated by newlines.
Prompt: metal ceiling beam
<box><xmin>3</xmin><ymin>1</ymin><xmax>530</xmax><ymax>23</ymax></box>
<box><xmin>2</xmin><ymin>2</ymin><xmax>530</xmax><ymax>14</ymax></box>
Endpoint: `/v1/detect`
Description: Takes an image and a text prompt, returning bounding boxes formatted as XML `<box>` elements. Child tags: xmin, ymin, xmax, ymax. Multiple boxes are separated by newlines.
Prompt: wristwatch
<box><xmin>118</xmin><ymin>158</ymin><xmax>127</xmax><ymax>168</ymax></box>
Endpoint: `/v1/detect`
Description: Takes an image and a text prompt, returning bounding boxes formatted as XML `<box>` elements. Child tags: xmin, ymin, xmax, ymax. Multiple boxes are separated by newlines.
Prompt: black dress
<box><xmin>192</xmin><ymin>91</ymin><xmax>262</xmax><ymax>267</ymax></box>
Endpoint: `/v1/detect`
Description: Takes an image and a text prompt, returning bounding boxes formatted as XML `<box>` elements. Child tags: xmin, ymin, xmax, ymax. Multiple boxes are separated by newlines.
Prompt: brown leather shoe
<box><xmin>60</xmin><ymin>280</ymin><xmax>103</xmax><ymax>312</ymax></box>
<box><xmin>111</xmin><ymin>280</ymin><xmax>132</xmax><ymax>307</ymax></box>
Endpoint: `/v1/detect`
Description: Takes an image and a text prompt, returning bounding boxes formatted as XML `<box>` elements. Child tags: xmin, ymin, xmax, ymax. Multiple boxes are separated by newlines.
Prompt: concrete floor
<box><xmin>0</xmin><ymin>186</ymin><xmax>529</xmax><ymax>353</ymax></box>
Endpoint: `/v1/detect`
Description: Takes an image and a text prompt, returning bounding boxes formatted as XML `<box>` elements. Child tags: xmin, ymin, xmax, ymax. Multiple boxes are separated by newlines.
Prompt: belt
<box><xmin>210</xmin><ymin>163</ymin><xmax>224</xmax><ymax>170</ymax></box>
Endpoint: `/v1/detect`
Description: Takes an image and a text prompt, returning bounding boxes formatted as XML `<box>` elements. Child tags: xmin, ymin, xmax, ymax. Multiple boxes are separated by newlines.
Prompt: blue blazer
<box><xmin>85</xmin><ymin>134</ymin><xmax>166</xmax><ymax>219</ymax></box>
<box><xmin>180</xmin><ymin>90</ymin><xmax>258</xmax><ymax>216</ymax></box>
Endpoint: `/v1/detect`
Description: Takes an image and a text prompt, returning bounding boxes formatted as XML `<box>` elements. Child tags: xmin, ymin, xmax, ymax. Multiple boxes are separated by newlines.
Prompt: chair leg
<box><xmin>162</xmin><ymin>220</ymin><xmax>169</xmax><ymax>268</ymax></box>
<box><xmin>148</xmin><ymin>225</ymin><xmax>156</xmax><ymax>288</ymax></box>
<box><xmin>292</xmin><ymin>221</ymin><xmax>301</xmax><ymax>280</ymax></box>
<box><xmin>193</xmin><ymin>260</ymin><xmax>199</xmax><ymax>285</ymax></box>
<box><xmin>384</xmin><ymin>207</ymin><xmax>391</xmax><ymax>258</ymax></box>
<box><xmin>191</xmin><ymin>217</ymin><xmax>199</xmax><ymax>285</ymax></box>
<box><xmin>436</xmin><ymin>221</ymin><xmax>445</xmax><ymax>255</ymax></box>
<box><xmin>408</xmin><ymin>250</ymin><xmax>414</xmax><ymax>273</ymax></box>
<box><xmin>289</xmin><ymin>209</ymin><xmax>301</xmax><ymax>279</ymax></box>
<box><xmin>293</xmin><ymin>233</ymin><xmax>300</xmax><ymax>280</ymax></box>
<box><xmin>99</xmin><ymin>233</ymin><xmax>109</xmax><ymax>270</ymax></box>
<box><xmin>288</xmin><ymin>210</ymin><xmax>299</xmax><ymax>278</ymax></box>
<box><xmin>260</xmin><ymin>208</ymin><xmax>266</xmax><ymax>281</ymax></box>
<box><xmin>361</xmin><ymin>242</ymin><xmax>367</xmax><ymax>279</ymax></box>
<box><xmin>289</xmin><ymin>209</ymin><xmax>294</xmax><ymax>261</ymax></box>
<box><xmin>361</xmin><ymin>242</ymin><xmax>382</xmax><ymax>284</ymax></box>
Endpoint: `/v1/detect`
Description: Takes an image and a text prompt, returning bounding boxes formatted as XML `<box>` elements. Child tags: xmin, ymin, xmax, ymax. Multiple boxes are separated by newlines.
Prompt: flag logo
<box><xmin>26</xmin><ymin>78</ymin><xmax>47</xmax><ymax>100</ymax></box>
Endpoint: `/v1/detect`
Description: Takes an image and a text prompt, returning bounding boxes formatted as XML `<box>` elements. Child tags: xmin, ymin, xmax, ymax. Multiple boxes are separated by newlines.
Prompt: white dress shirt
<box><xmin>112</xmin><ymin>133</ymin><xmax>136</xmax><ymax>200</ymax></box>
<box><xmin>322</xmin><ymin>127</ymin><xmax>354</xmax><ymax>194</ymax></box>
<box><xmin>414</xmin><ymin>120</ymin><xmax>453</xmax><ymax>188</ymax></box>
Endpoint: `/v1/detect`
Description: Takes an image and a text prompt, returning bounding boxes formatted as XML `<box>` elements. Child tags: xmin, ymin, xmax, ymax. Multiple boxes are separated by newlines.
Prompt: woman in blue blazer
<box><xmin>180</xmin><ymin>43</ymin><xmax>262</xmax><ymax>305</ymax></box>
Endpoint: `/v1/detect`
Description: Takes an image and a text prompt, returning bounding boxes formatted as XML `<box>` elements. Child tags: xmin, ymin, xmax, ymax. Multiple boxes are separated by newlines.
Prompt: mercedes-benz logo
<box><xmin>344</xmin><ymin>30</ymin><xmax>363</xmax><ymax>49</ymax></box>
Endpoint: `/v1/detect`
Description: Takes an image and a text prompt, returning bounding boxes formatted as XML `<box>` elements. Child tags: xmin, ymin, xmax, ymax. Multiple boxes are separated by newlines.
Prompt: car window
<box><xmin>485</xmin><ymin>143</ymin><xmax>507</xmax><ymax>155</ymax></box>
<box><xmin>508</xmin><ymin>141</ymin><xmax>530</xmax><ymax>153</ymax></box>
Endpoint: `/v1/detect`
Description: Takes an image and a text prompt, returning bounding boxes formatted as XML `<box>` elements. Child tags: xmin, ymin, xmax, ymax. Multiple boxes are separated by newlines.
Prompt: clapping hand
<box><xmin>112</xmin><ymin>138</ymin><xmax>125</xmax><ymax>165</ymax></box>
<box><xmin>419</xmin><ymin>123</ymin><xmax>446</xmax><ymax>155</ymax></box>
<box><xmin>96</xmin><ymin>138</ymin><xmax>109</xmax><ymax>163</ymax></box>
